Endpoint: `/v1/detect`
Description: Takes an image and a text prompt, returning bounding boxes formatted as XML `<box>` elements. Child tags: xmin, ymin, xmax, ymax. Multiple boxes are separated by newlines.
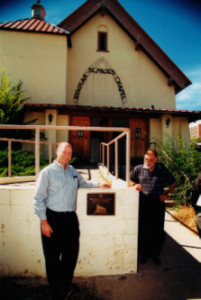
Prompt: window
<box><xmin>135</xmin><ymin>128</ymin><xmax>141</xmax><ymax>139</ymax></box>
<box><xmin>98</xmin><ymin>32</ymin><xmax>108</xmax><ymax>51</ymax></box>
<box><xmin>77</xmin><ymin>131</ymin><xmax>84</xmax><ymax>137</ymax></box>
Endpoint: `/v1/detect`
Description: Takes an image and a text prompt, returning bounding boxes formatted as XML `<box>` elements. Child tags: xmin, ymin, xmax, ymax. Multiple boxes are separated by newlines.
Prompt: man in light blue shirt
<box><xmin>33</xmin><ymin>142</ymin><xmax>110</xmax><ymax>300</ymax></box>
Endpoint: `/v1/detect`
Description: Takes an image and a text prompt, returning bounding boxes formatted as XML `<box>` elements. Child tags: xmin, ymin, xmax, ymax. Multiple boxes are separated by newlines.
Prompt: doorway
<box><xmin>129</xmin><ymin>118</ymin><xmax>147</xmax><ymax>157</ymax></box>
<box><xmin>69</xmin><ymin>116</ymin><xmax>90</xmax><ymax>162</ymax></box>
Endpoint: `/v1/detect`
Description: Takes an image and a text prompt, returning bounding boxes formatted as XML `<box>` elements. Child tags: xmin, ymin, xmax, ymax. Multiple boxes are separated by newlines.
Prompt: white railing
<box><xmin>0</xmin><ymin>137</ymin><xmax>59</xmax><ymax>177</ymax></box>
<box><xmin>100</xmin><ymin>131</ymin><xmax>130</xmax><ymax>181</ymax></box>
<box><xmin>0</xmin><ymin>125</ymin><xmax>131</xmax><ymax>186</ymax></box>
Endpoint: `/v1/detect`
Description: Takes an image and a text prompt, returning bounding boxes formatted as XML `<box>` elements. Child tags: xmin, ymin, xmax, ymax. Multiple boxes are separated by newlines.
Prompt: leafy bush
<box><xmin>155</xmin><ymin>135</ymin><xmax>201</xmax><ymax>205</ymax></box>
<box><xmin>0</xmin><ymin>69</ymin><xmax>43</xmax><ymax>149</ymax></box>
<box><xmin>0</xmin><ymin>149</ymin><xmax>77</xmax><ymax>177</ymax></box>
<box><xmin>0</xmin><ymin>149</ymin><xmax>49</xmax><ymax>177</ymax></box>
<box><xmin>0</xmin><ymin>69</ymin><xmax>26</xmax><ymax>124</ymax></box>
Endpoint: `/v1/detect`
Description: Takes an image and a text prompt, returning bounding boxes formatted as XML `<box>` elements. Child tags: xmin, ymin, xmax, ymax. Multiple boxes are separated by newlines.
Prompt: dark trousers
<box><xmin>195</xmin><ymin>206</ymin><xmax>201</xmax><ymax>238</ymax></box>
<box><xmin>138</xmin><ymin>194</ymin><xmax>165</xmax><ymax>258</ymax></box>
<box><xmin>41</xmin><ymin>208</ymin><xmax>80</xmax><ymax>298</ymax></box>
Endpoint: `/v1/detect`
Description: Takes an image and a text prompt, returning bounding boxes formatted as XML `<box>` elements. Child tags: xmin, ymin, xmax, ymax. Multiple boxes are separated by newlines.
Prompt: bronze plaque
<box><xmin>87</xmin><ymin>193</ymin><xmax>115</xmax><ymax>215</ymax></box>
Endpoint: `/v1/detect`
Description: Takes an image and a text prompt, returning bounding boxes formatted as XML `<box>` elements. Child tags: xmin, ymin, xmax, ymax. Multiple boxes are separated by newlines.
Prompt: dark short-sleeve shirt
<box><xmin>130</xmin><ymin>163</ymin><xmax>176</xmax><ymax>198</ymax></box>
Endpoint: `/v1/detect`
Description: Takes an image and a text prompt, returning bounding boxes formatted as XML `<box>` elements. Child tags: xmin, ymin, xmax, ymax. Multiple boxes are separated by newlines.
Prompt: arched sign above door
<box><xmin>73</xmin><ymin>57</ymin><xmax>127</xmax><ymax>106</ymax></box>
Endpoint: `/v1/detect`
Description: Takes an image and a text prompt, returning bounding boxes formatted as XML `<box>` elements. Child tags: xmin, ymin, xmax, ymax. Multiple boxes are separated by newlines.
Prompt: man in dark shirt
<box><xmin>130</xmin><ymin>149</ymin><xmax>176</xmax><ymax>265</ymax></box>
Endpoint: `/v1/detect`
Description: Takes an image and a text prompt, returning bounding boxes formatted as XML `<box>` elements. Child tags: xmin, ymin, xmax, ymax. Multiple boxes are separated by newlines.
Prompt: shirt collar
<box><xmin>53</xmin><ymin>160</ymin><xmax>66</xmax><ymax>170</ymax></box>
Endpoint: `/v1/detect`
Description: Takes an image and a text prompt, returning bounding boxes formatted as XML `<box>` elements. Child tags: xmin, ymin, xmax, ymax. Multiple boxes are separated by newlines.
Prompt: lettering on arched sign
<box><xmin>73</xmin><ymin>58</ymin><xmax>127</xmax><ymax>105</ymax></box>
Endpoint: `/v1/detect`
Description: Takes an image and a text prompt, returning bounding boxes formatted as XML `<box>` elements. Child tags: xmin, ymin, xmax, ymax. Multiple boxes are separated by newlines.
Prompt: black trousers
<box><xmin>138</xmin><ymin>194</ymin><xmax>166</xmax><ymax>258</ymax></box>
<box><xmin>195</xmin><ymin>206</ymin><xmax>201</xmax><ymax>238</ymax></box>
<box><xmin>41</xmin><ymin>208</ymin><xmax>80</xmax><ymax>297</ymax></box>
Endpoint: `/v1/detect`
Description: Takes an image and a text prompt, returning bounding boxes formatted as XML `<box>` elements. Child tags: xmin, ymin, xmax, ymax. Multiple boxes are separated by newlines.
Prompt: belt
<box><xmin>63</xmin><ymin>211</ymin><xmax>75</xmax><ymax>214</ymax></box>
<box><xmin>47</xmin><ymin>207</ymin><xmax>75</xmax><ymax>214</ymax></box>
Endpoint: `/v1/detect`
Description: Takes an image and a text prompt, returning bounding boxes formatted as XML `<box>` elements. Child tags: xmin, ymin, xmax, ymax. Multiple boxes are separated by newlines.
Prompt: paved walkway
<box><xmin>75</xmin><ymin>211</ymin><xmax>201</xmax><ymax>300</ymax></box>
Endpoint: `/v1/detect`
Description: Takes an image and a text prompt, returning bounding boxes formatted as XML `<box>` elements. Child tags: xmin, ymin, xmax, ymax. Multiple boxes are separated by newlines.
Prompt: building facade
<box><xmin>190</xmin><ymin>123</ymin><xmax>201</xmax><ymax>139</ymax></box>
<box><xmin>0</xmin><ymin>0</ymin><xmax>201</xmax><ymax>165</ymax></box>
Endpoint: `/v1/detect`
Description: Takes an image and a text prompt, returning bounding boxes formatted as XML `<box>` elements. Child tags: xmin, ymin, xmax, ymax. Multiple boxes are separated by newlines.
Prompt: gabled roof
<box><xmin>0</xmin><ymin>18</ymin><xmax>69</xmax><ymax>35</ymax></box>
<box><xmin>58</xmin><ymin>0</ymin><xmax>191</xmax><ymax>94</ymax></box>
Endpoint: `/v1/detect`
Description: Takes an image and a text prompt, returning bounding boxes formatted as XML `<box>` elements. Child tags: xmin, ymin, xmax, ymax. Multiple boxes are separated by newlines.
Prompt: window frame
<box><xmin>97</xmin><ymin>31</ymin><xmax>108</xmax><ymax>52</ymax></box>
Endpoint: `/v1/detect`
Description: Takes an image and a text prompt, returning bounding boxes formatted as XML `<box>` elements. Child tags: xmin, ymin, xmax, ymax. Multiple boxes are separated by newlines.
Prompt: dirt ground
<box><xmin>0</xmin><ymin>276</ymin><xmax>100</xmax><ymax>300</ymax></box>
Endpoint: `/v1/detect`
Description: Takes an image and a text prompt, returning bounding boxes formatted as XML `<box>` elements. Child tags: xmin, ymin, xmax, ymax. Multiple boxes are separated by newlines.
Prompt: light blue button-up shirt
<box><xmin>33</xmin><ymin>161</ymin><xmax>98</xmax><ymax>220</ymax></box>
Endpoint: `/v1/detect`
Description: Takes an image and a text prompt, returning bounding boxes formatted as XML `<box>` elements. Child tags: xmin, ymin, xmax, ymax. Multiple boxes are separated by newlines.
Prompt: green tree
<box><xmin>154</xmin><ymin>135</ymin><xmax>201</xmax><ymax>205</ymax></box>
<box><xmin>0</xmin><ymin>69</ymin><xmax>27</xmax><ymax>124</ymax></box>
<box><xmin>0</xmin><ymin>69</ymin><xmax>37</xmax><ymax>148</ymax></box>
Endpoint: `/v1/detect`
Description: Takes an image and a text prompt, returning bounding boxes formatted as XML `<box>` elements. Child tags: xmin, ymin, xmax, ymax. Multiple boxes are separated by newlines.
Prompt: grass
<box><xmin>170</xmin><ymin>205</ymin><xmax>198</xmax><ymax>234</ymax></box>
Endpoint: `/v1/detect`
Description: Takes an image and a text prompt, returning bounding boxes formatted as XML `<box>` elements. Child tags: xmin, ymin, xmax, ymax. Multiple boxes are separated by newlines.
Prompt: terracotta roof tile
<box><xmin>4</xmin><ymin>21</ymin><xmax>14</xmax><ymax>28</ymax></box>
<box><xmin>28</xmin><ymin>19</ymin><xmax>40</xmax><ymax>30</ymax></box>
<box><xmin>10</xmin><ymin>20</ymin><xmax>21</xmax><ymax>29</ymax></box>
<box><xmin>18</xmin><ymin>19</ymin><xmax>35</xmax><ymax>30</ymax></box>
<box><xmin>0</xmin><ymin>18</ymin><xmax>69</xmax><ymax>35</ymax></box>
<box><xmin>35</xmin><ymin>21</ymin><xmax>46</xmax><ymax>31</ymax></box>
<box><xmin>41</xmin><ymin>22</ymin><xmax>50</xmax><ymax>32</ymax></box>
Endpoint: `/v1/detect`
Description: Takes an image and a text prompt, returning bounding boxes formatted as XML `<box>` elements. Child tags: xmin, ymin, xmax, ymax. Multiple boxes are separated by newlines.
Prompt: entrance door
<box><xmin>70</xmin><ymin>116</ymin><xmax>90</xmax><ymax>161</ymax></box>
<box><xmin>129</xmin><ymin>119</ymin><xmax>147</xmax><ymax>157</ymax></box>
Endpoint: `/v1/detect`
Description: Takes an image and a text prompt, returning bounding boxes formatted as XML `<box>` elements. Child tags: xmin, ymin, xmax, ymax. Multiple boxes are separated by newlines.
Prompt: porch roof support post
<box><xmin>8</xmin><ymin>140</ymin><xmax>12</xmax><ymax>177</ymax></box>
<box><xmin>100</xmin><ymin>143</ymin><xmax>101</xmax><ymax>164</ymax></box>
<box><xmin>102</xmin><ymin>144</ymin><xmax>105</xmax><ymax>166</ymax></box>
<box><xmin>115</xmin><ymin>140</ymin><xmax>118</xmax><ymax>179</ymax></box>
<box><xmin>35</xmin><ymin>127</ymin><xmax>40</xmax><ymax>179</ymax></box>
<box><xmin>126</xmin><ymin>129</ymin><xmax>131</xmax><ymax>187</ymax></box>
<box><xmin>107</xmin><ymin>144</ymin><xmax>110</xmax><ymax>173</ymax></box>
<box><xmin>49</xmin><ymin>144</ymin><xmax>52</xmax><ymax>164</ymax></box>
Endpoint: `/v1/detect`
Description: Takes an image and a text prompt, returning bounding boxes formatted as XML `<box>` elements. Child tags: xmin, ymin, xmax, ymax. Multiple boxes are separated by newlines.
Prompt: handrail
<box><xmin>0</xmin><ymin>138</ymin><xmax>60</xmax><ymax>176</ymax></box>
<box><xmin>0</xmin><ymin>124</ymin><xmax>129</xmax><ymax>131</ymax></box>
<box><xmin>0</xmin><ymin>124</ymin><xmax>131</xmax><ymax>186</ymax></box>
<box><xmin>100</xmin><ymin>131</ymin><xmax>130</xmax><ymax>185</ymax></box>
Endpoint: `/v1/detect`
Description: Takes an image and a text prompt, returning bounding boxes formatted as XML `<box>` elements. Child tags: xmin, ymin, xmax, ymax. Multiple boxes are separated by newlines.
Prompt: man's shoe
<box><xmin>64</xmin><ymin>287</ymin><xmax>73</xmax><ymax>300</ymax></box>
<box><xmin>65</xmin><ymin>283</ymin><xmax>80</xmax><ymax>299</ymax></box>
<box><xmin>70</xmin><ymin>283</ymin><xmax>80</xmax><ymax>292</ymax></box>
<box><xmin>152</xmin><ymin>256</ymin><xmax>161</xmax><ymax>265</ymax></box>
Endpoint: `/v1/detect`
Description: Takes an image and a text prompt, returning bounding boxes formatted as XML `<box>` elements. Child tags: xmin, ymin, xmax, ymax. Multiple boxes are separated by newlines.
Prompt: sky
<box><xmin>0</xmin><ymin>0</ymin><xmax>201</xmax><ymax>116</ymax></box>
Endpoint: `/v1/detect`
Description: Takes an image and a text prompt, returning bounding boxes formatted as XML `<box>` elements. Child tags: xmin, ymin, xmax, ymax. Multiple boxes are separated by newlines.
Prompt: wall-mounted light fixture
<box><xmin>166</xmin><ymin>118</ymin><xmax>171</xmax><ymax>128</ymax></box>
<box><xmin>48</xmin><ymin>113</ymin><xmax>53</xmax><ymax>124</ymax></box>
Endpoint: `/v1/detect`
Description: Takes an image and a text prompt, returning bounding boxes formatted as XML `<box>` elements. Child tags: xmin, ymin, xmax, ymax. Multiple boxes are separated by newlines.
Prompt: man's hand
<box><xmin>134</xmin><ymin>184</ymin><xmax>143</xmax><ymax>192</ymax></box>
<box><xmin>160</xmin><ymin>194</ymin><xmax>169</xmax><ymax>202</ymax></box>
<box><xmin>98</xmin><ymin>183</ymin><xmax>111</xmax><ymax>188</ymax></box>
<box><xmin>41</xmin><ymin>219</ymin><xmax>53</xmax><ymax>238</ymax></box>
<box><xmin>160</xmin><ymin>182</ymin><xmax>176</xmax><ymax>202</ymax></box>
<box><xmin>130</xmin><ymin>181</ymin><xmax>143</xmax><ymax>191</ymax></box>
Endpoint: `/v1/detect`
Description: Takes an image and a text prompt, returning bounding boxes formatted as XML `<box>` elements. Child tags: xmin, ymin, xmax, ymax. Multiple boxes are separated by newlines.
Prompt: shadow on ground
<box><xmin>93</xmin><ymin>233</ymin><xmax>201</xmax><ymax>300</ymax></box>
<box><xmin>0</xmin><ymin>277</ymin><xmax>100</xmax><ymax>300</ymax></box>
